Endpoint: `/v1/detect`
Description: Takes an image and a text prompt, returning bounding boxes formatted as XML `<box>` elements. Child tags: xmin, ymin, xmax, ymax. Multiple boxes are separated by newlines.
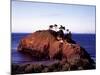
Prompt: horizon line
<box><xmin>11</xmin><ymin>32</ymin><xmax>96</xmax><ymax>34</ymax></box>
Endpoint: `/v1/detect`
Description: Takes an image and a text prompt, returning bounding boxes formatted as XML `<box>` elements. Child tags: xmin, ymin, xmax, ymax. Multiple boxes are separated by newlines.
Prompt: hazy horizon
<box><xmin>11</xmin><ymin>30</ymin><xmax>96</xmax><ymax>34</ymax></box>
<box><xmin>12</xmin><ymin>1</ymin><xmax>96</xmax><ymax>34</ymax></box>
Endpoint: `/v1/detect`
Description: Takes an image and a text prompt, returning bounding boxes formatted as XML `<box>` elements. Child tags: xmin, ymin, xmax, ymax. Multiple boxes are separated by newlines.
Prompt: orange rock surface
<box><xmin>17</xmin><ymin>30</ymin><xmax>95</xmax><ymax>69</ymax></box>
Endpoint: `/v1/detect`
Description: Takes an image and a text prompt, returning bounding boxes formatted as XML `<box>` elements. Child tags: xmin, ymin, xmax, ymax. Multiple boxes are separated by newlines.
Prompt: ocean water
<box><xmin>11</xmin><ymin>33</ymin><xmax>96</xmax><ymax>64</ymax></box>
<box><xmin>72</xmin><ymin>34</ymin><xmax>96</xmax><ymax>62</ymax></box>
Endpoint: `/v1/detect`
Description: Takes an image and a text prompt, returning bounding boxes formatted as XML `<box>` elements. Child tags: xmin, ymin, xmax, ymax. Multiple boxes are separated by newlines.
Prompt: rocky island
<box><xmin>12</xmin><ymin>25</ymin><xmax>95</xmax><ymax>74</ymax></box>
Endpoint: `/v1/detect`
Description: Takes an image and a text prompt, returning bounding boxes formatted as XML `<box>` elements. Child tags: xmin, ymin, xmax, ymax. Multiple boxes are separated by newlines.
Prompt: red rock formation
<box><xmin>17</xmin><ymin>30</ymin><xmax>95</xmax><ymax>69</ymax></box>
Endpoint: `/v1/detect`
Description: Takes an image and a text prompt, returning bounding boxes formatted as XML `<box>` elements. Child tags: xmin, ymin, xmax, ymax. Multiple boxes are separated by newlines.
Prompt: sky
<box><xmin>12</xmin><ymin>0</ymin><xmax>96</xmax><ymax>33</ymax></box>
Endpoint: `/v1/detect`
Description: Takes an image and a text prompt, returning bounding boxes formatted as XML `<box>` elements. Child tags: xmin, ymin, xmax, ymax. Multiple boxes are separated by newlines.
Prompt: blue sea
<box><xmin>11</xmin><ymin>33</ymin><xmax>96</xmax><ymax>64</ymax></box>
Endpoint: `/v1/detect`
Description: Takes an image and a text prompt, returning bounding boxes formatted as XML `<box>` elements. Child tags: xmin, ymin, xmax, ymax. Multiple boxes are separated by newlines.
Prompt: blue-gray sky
<box><xmin>12</xmin><ymin>1</ymin><xmax>96</xmax><ymax>33</ymax></box>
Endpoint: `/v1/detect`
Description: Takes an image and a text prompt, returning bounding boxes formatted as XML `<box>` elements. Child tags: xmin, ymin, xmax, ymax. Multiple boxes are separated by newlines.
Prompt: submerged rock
<box><xmin>17</xmin><ymin>30</ymin><xmax>95</xmax><ymax>72</ymax></box>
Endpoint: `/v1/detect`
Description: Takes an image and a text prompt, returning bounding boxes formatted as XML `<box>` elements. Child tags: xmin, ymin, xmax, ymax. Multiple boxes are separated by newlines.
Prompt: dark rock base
<box><xmin>11</xmin><ymin>60</ymin><xmax>95</xmax><ymax>75</ymax></box>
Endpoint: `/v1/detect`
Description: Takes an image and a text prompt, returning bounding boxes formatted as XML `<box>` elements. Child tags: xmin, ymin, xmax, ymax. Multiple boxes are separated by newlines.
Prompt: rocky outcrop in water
<box><xmin>14</xmin><ymin>30</ymin><xmax>95</xmax><ymax>74</ymax></box>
